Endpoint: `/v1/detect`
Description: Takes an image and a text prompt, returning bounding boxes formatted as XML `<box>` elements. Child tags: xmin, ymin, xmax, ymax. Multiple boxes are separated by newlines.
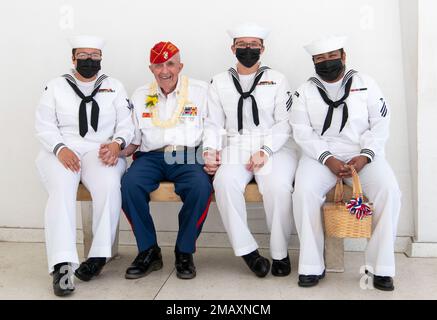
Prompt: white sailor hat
<box><xmin>304</xmin><ymin>35</ymin><xmax>347</xmax><ymax>56</ymax></box>
<box><xmin>69</xmin><ymin>35</ymin><xmax>106</xmax><ymax>50</ymax></box>
<box><xmin>227</xmin><ymin>23</ymin><xmax>270</xmax><ymax>40</ymax></box>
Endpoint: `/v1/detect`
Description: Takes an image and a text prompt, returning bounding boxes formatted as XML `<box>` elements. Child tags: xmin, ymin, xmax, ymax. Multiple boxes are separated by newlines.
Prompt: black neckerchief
<box><xmin>309</xmin><ymin>70</ymin><xmax>357</xmax><ymax>136</ymax></box>
<box><xmin>229</xmin><ymin>66</ymin><xmax>270</xmax><ymax>133</ymax></box>
<box><xmin>62</xmin><ymin>74</ymin><xmax>108</xmax><ymax>137</ymax></box>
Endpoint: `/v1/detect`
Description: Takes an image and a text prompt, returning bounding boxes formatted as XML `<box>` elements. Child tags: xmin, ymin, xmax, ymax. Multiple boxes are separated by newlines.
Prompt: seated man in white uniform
<box><xmin>290</xmin><ymin>36</ymin><xmax>401</xmax><ymax>290</ymax></box>
<box><xmin>35</xmin><ymin>35</ymin><xmax>134</xmax><ymax>296</ymax></box>
<box><xmin>203</xmin><ymin>23</ymin><xmax>298</xmax><ymax>278</ymax></box>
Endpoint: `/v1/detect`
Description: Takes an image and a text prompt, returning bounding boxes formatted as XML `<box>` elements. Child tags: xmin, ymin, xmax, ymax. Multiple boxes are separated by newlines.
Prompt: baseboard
<box><xmin>406</xmin><ymin>238</ymin><xmax>437</xmax><ymax>257</ymax></box>
<box><xmin>0</xmin><ymin>227</ymin><xmax>412</xmax><ymax>254</ymax></box>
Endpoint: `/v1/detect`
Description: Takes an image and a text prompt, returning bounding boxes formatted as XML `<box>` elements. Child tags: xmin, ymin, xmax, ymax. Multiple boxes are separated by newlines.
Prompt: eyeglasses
<box><xmin>234</xmin><ymin>41</ymin><xmax>263</xmax><ymax>49</ymax></box>
<box><xmin>75</xmin><ymin>53</ymin><xmax>102</xmax><ymax>60</ymax></box>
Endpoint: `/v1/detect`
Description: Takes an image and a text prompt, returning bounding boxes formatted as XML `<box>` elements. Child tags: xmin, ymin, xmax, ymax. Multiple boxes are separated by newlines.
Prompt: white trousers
<box><xmin>213</xmin><ymin>144</ymin><xmax>298</xmax><ymax>260</ymax></box>
<box><xmin>293</xmin><ymin>156</ymin><xmax>401</xmax><ymax>277</ymax></box>
<box><xmin>36</xmin><ymin>149</ymin><xmax>126</xmax><ymax>273</ymax></box>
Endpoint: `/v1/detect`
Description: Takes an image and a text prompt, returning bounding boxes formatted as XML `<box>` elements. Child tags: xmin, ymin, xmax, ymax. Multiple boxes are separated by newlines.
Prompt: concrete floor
<box><xmin>0</xmin><ymin>242</ymin><xmax>436</xmax><ymax>300</ymax></box>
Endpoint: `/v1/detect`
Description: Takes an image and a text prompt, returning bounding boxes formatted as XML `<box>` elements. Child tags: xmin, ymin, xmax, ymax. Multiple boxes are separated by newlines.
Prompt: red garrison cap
<box><xmin>150</xmin><ymin>41</ymin><xmax>179</xmax><ymax>64</ymax></box>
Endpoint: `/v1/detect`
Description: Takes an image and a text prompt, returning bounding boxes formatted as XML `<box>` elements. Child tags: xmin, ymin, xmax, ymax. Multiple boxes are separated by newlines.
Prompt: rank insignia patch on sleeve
<box><xmin>379</xmin><ymin>98</ymin><xmax>388</xmax><ymax>117</ymax></box>
<box><xmin>286</xmin><ymin>93</ymin><xmax>293</xmax><ymax>111</ymax></box>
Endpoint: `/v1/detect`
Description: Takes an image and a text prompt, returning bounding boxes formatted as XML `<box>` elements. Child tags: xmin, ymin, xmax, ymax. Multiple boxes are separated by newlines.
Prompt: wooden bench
<box><xmin>77</xmin><ymin>182</ymin><xmax>349</xmax><ymax>273</ymax></box>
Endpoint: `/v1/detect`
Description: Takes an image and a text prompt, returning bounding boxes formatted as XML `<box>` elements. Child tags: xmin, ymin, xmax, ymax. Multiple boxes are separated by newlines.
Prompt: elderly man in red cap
<box><xmin>120</xmin><ymin>42</ymin><xmax>212</xmax><ymax>280</ymax></box>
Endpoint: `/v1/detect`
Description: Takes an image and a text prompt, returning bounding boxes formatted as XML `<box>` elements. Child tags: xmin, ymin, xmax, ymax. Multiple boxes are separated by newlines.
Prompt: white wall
<box><xmin>399</xmin><ymin>0</ymin><xmax>418</xmax><ymax>241</ymax></box>
<box><xmin>0</xmin><ymin>0</ymin><xmax>414</xmax><ymax>240</ymax></box>
<box><xmin>416</xmin><ymin>0</ymin><xmax>437</xmax><ymax>242</ymax></box>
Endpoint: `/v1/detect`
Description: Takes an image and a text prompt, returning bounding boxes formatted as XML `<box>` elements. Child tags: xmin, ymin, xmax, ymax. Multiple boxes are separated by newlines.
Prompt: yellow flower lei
<box><xmin>145</xmin><ymin>94</ymin><xmax>158</xmax><ymax>108</ymax></box>
<box><xmin>146</xmin><ymin>76</ymin><xmax>189</xmax><ymax>128</ymax></box>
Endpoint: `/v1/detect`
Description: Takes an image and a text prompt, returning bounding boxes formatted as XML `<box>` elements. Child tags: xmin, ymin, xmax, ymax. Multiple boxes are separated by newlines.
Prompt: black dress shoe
<box><xmin>272</xmin><ymin>255</ymin><xmax>291</xmax><ymax>277</ymax></box>
<box><xmin>373</xmin><ymin>275</ymin><xmax>395</xmax><ymax>291</ymax></box>
<box><xmin>125</xmin><ymin>245</ymin><xmax>163</xmax><ymax>279</ymax></box>
<box><xmin>298</xmin><ymin>270</ymin><xmax>326</xmax><ymax>288</ymax></box>
<box><xmin>175</xmin><ymin>251</ymin><xmax>196</xmax><ymax>280</ymax></box>
<box><xmin>53</xmin><ymin>263</ymin><xmax>75</xmax><ymax>297</ymax></box>
<box><xmin>75</xmin><ymin>257</ymin><xmax>106</xmax><ymax>282</ymax></box>
<box><xmin>242</xmin><ymin>250</ymin><xmax>271</xmax><ymax>278</ymax></box>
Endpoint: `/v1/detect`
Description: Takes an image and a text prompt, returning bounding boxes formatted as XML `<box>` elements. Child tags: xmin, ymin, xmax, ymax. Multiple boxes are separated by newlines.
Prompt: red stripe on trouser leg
<box><xmin>196</xmin><ymin>193</ymin><xmax>212</xmax><ymax>229</ymax></box>
<box><xmin>122</xmin><ymin>208</ymin><xmax>135</xmax><ymax>233</ymax></box>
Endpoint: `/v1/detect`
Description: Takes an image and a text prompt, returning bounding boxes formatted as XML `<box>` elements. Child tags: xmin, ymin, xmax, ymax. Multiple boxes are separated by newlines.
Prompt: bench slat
<box><xmin>77</xmin><ymin>182</ymin><xmax>356</xmax><ymax>203</ymax></box>
<box><xmin>77</xmin><ymin>182</ymin><xmax>265</xmax><ymax>202</ymax></box>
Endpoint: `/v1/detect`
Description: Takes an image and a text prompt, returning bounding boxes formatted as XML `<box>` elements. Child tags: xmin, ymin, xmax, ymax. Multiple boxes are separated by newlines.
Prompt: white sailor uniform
<box><xmin>35</xmin><ymin>72</ymin><xmax>134</xmax><ymax>273</ymax></box>
<box><xmin>204</xmin><ymin>66</ymin><xmax>298</xmax><ymax>260</ymax></box>
<box><xmin>290</xmin><ymin>70</ymin><xmax>401</xmax><ymax>277</ymax></box>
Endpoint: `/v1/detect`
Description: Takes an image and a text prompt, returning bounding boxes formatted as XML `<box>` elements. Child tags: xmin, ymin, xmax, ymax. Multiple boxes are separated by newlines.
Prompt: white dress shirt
<box><xmin>131</xmin><ymin>76</ymin><xmax>208</xmax><ymax>152</ymax></box>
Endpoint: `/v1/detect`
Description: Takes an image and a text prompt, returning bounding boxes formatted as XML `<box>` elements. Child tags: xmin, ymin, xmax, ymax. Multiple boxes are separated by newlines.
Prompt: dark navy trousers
<box><xmin>121</xmin><ymin>150</ymin><xmax>213</xmax><ymax>254</ymax></box>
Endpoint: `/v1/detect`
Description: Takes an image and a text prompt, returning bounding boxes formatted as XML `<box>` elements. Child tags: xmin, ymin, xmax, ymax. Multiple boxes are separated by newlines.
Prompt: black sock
<box><xmin>88</xmin><ymin>257</ymin><xmax>106</xmax><ymax>265</ymax></box>
<box><xmin>54</xmin><ymin>262</ymin><xmax>69</xmax><ymax>273</ymax></box>
<box><xmin>242</xmin><ymin>250</ymin><xmax>260</xmax><ymax>262</ymax></box>
<box><xmin>273</xmin><ymin>255</ymin><xmax>289</xmax><ymax>262</ymax></box>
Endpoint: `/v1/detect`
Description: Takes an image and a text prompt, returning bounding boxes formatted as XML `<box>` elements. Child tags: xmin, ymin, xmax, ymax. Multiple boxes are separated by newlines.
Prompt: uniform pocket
<box><xmin>306</xmin><ymin>97</ymin><xmax>328</xmax><ymax>130</ymax></box>
<box><xmin>139</xmin><ymin>116</ymin><xmax>154</xmax><ymax>129</ymax></box>
<box><xmin>179</xmin><ymin>103</ymin><xmax>201</xmax><ymax>128</ymax></box>
<box><xmin>347</xmin><ymin>94</ymin><xmax>369</xmax><ymax>120</ymax></box>
<box><xmin>255</xmin><ymin>86</ymin><xmax>276</xmax><ymax>110</ymax></box>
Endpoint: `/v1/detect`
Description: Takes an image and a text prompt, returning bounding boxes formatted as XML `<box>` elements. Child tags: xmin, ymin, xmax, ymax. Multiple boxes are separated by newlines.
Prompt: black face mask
<box><xmin>315</xmin><ymin>58</ymin><xmax>345</xmax><ymax>82</ymax></box>
<box><xmin>76</xmin><ymin>58</ymin><xmax>101</xmax><ymax>79</ymax></box>
<box><xmin>236</xmin><ymin>48</ymin><xmax>261</xmax><ymax>68</ymax></box>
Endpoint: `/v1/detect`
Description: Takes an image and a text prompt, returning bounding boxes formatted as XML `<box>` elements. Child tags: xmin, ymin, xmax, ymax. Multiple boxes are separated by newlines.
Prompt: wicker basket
<box><xmin>323</xmin><ymin>167</ymin><xmax>372</xmax><ymax>238</ymax></box>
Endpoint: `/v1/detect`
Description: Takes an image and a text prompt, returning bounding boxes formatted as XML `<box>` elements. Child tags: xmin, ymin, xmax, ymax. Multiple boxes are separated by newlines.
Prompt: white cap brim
<box><xmin>227</xmin><ymin>23</ymin><xmax>270</xmax><ymax>40</ymax></box>
<box><xmin>69</xmin><ymin>35</ymin><xmax>105</xmax><ymax>50</ymax></box>
<box><xmin>304</xmin><ymin>36</ymin><xmax>347</xmax><ymax>56</ymax></box>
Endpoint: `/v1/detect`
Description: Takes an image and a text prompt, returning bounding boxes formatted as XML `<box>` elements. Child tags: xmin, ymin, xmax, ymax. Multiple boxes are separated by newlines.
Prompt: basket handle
<box><xmin>333</xmin><ymin>178</ymin><xmax>344</xmax><ymax>203</ymax></box>
<box><xmin>350</xmin><ymin>165</ymin><xmax>363</xmax><ymax>198</ymax></box>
